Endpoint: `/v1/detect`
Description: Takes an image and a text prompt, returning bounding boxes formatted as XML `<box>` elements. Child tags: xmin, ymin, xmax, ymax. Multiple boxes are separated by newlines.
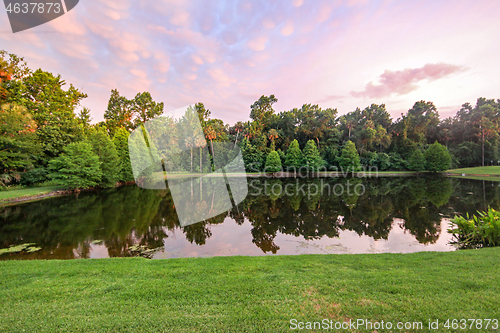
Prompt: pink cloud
<box><xmin>351</xmin><ymin>63</ymin><xmax>466</xmax><ymax>98</ymax></box>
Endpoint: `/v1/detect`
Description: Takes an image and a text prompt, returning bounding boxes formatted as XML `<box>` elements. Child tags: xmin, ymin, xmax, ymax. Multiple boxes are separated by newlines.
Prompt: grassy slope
<box><xmin>447</xmin><ymin>166</ymin><xmax>500</xmax><ymax>175</ymax></box>
<box><xmin>0</xmin><ymin>186</ymin><xmax>61</xmax><ymax>201</ymax></box>
<box><xmin>1</xmin><ymin>249</ymin><xmax>499</xmax><ymax>332</ymax></box>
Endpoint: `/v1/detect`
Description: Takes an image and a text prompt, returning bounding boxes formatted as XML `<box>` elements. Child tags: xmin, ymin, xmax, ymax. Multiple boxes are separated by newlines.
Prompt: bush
<box><xmin>48</xmin><ymin>142</ymin><xmax>103</xmax><ymax>189</ymax></box>
<box><xmin>408</xmin><ymin>149</ymin><xmax>425</xmax><ymax>172</ymax></box>
<box><xmin>424</xmin><ymin>141</ymin><xmax>451</xmax><ymax>172</ymax></box>
<box><xmin>264</xmin><ymin>150</ymin><xmax>282</xmax><ymax>173</ymax></box>
<box><xmin>448</xmin><ymin>208</ymin><xmax>500</xmax><ymax>249</ymax></box>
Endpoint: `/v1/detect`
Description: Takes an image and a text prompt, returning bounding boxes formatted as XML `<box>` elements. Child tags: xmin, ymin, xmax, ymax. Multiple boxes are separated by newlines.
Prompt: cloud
<box><xmin>351</xmin><ymin>63</ymin><xmax>466</xmax><ymax>98</ymax></box>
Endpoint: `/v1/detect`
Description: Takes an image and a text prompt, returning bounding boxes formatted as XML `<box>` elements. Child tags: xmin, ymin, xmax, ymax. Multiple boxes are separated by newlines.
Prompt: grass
<box><xmin>447</xmin><ymin>166</ymin><xmax>500</xmax><ymax>175</ymax></box>
<box><xmin>0</xmin><ymin>186</ymin><xmax>61</xmax><ymax>202</ymax></box>
<box><xmin>1</xmin><ymin>249</ymin><xmax>499</xmax><ymax>332</ymax></box>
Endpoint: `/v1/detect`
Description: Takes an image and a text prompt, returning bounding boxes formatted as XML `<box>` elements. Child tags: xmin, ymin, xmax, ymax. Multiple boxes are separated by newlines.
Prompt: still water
<box><xmin>1</xmin><ymin>177</ymin><xmax>499</xmax><ymax>260</ymax></box>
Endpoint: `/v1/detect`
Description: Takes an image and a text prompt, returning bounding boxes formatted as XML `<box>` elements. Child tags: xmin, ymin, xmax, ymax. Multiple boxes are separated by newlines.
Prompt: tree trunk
<box><xmin>482</xmin><ymin>127</ymin><xmax>485</xmax><ymax>167</ymax></box>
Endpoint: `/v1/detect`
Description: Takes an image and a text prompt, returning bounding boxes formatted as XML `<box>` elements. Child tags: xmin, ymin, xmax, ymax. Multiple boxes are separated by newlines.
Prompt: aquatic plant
<box><xmin>448</xmin><ymin>208</ymin><xmax>500</xmax><ymax>249</ymax></box>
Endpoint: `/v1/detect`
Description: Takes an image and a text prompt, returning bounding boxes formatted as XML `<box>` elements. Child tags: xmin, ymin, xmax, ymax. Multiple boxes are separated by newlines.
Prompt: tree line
<box><xmin>1</xmin><ymin>50</ymin><xmax>499</xmax><ymax>189</ymax></box>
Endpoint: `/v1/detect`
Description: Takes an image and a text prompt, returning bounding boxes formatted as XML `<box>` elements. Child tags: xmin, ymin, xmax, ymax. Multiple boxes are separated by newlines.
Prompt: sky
<box><xmin>1</xmin><ymin>0</ymin><xmax>499</xmax><ymax>125</ymax></box>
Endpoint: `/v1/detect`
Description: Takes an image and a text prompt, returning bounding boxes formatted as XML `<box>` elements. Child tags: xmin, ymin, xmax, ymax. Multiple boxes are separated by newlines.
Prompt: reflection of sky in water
<box><xmin>148</xmin><ymin>217</ymin><xmax>454</xmax><ymax>260</ymax></box>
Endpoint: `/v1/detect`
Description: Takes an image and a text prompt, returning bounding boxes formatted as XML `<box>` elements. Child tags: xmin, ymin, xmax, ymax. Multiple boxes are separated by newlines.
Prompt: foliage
<box><xmin>284</xmin><ymin>139</ymin><xmax>303</xmax><ymax>171</ymax></box>
<box><xmin>131</xmin><ymin>92</ymin><xmax>164</xmax><ymax>128</ymax></box>
<box><xmin>338</xmin><ymin>141</ymin><xmax>360</xmax><ymax>172</ymax></box>
<box><xmin>449</xmin><ymin>208</ymin><xmax>500</xmax><ymax>249</ymax></box>
<box><xmin>302</xmin><ymin>140</ymin><xmax>325</xmax><ymax>171</ymax></box>
<box><xmin>48</xmin><ymin>142</ymin><xmax>102</xmax><ymax>189</ymax></box>
<box><xmin>0</xmin><ymin>104</ymin><xmax>38</xmax><ymax>175</ymax></box>
<box><xmin>113</xmin><ymin>128</ymin><xmax>134</xmax><ymax>182</ymax></box>
<box><xmin>9</xmin><ymin>69</ymin><xmax>86</xmax><ymax>165</ymax></box>
<box><xmin>88</xmin><ymin>130</ymin><xmax>120</xmax><ymax>187</ymax></box>
<box><xmin>104</xmin><ymin>89</ymin><xmax>133</xmax><ymax>136</ymax></box>
<box><xmin>424</xmin><ymin>141</ymin><xmax>452</xmax><ymax>172</ymax></box>
<box><xmin>408</xmin><ymin>149</ymin><xmax>426</xmax><ymax>172</ymax></box>
<box><xmin>264</xmin><ymin>150</ymin><xmax>282</xmax><ymax>173</ymax></box>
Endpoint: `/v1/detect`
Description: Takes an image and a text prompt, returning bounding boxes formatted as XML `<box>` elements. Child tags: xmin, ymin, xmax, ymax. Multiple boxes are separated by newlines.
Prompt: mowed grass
<box><xmin>1</xmin><ymin>249</ymin><xmax>499</xmax><ymax>332</ymax></box>
<box><xmin>448</xmin><ymin>166</ymin><xmax>500</xmax><ymax>176</ymax></box>
<box><xmin>0</xmin><ymin>186</ymin><xmax>60</xmax><ymax>202</ymax></box>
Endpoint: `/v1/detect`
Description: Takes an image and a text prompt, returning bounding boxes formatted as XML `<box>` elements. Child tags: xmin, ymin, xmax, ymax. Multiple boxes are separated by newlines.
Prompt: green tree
<box><xmin>48</xmin><ymin>142</ymin><xmax>102</xmax><ymax>189</ymax></box>
<box><xmin>132</xmin><ymin>92</ymin><xmax>164</xmax><ymax>128</ymax></box>
<box><xmin>0</xmin><ymin>104</ymin><xmax>38</xmax><ymax>175</ymax></box>
<box><xmin>339</xmin><ymin>141</ymin><xmax>360</xmax><ymax>172</ymax></box>
<box><xmin>424</xmin><ymin>141</ymin><xmax>451</xmax><ymax>172</ymax></box>
<box><xmin>265</xmin><ymin>150</ymin><xmax>282</xmax><ymax>173</ymax></box>
<box><xmin>113</xmin><ymin>128</ymin><xmax>134</xmax><ymax>182</ymax></box>
<box><xmin>13</xmin><ymin>69</ymin><xmax>86</xmax><ymax>165</ymax></box>
<box><xmin>285</xmin><ymin>139</ymin><xmax>303</xmax><ymax>171</ymax></box>
<box><xmin>88</xmin><ymin>130</ymin><xmax>120</xmax><ymax>187</ymax></box>
<box><xmin>303</xmin><ymin>140</ymin><xmax>325</xmax><ymax>171</ymax></box>
<box><xmin>104</xmin><ymin>89</ymin><xmax>133</xmax><ymax>136</ymax></box>
<box><xmin>408</xmin><ymin>149</ymin><xmax>426</xmax><ymax>172</ymax></box>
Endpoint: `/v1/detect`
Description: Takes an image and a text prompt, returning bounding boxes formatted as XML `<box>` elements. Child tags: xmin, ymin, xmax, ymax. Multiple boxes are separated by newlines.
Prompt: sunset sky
<box><xmin>1</xmin><ymin>0</ymin><xmax>499</xmax><ymax>124</ymax></box>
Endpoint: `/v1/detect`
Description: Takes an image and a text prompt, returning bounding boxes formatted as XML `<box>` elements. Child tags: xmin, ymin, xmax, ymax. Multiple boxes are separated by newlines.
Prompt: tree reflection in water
<box><xmin>1</xmin><ymin>177</ymin><xmax>499</xmax><ymax>259</ymax></box>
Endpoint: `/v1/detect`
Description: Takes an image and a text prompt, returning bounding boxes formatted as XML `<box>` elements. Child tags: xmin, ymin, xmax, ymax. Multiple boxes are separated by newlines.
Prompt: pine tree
<box><xmin>285</xmin><ymin>139</ymin><xmax>303</xmax><ymax>172</ymax></box>
<box><xmin>424</xmin><ymin>141</ymin><xmax>451</xmax><ymax>172</ymax></box>
<box><xmin>339</xmin><ymin>140</ymin><xmax>360</xmax><ymax>172</ymax></box>
<box><xmin>48</xmin><ymin>142</ymin><xmax>102</xmax><ymax>189</ymax></box>
<box><xmin>265</xmin><ymin>150</ymin><xmax>282</xmax><ymax>173</ymax></box>
<box><xmin>408</xmin><ymin>149</ymin><xmax>425</xmax><ymax>172</ymax></box>
<box><xmin>88</xmin><ymin>130</ymin><xmax>120</xmax><ymax>187</ymax></box>
<box><xmin>113</xmin><ymin>128</ymin><xmax>134</xmax><ymax>182</ymax></box>
<box><xmin>303</xmin><ymin>140</ymin><xmax>325</xmax><ymax>171</ymax></box>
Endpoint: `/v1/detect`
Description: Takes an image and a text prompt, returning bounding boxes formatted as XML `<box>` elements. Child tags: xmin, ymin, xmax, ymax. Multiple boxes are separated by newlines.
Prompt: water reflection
<box><xmin>1</xmin><ymin>177</ymin><xmax>499</xmax><ymax>259</ymax></box>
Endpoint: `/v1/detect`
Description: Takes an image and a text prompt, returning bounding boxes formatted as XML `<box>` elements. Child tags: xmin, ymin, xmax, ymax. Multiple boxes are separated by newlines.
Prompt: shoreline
<box><xmin>2</xmin><ymin>168</ymin><xmax>499</xmax><ymax>206</ymax></box>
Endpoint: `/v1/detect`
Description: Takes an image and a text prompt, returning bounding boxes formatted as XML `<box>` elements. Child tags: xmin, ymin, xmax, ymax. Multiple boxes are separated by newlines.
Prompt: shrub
<box><xmin>424</xmin><ymin>141</ymin><xmax>451</xmax><ymax>172</ymax></box>
<box><xmin>448</xmin><ymin>208</ymin><xmax>500</xmax><ymax>249</ymax></box>
<box><xmin>48</xmin><ymin>142</ymin><xmax>102</xmax><ymax>189</ymax></box>
<box><xmin>264</xmin><ymin>150</ymin><xmax>282</xmax><ymax>173</ymax></box>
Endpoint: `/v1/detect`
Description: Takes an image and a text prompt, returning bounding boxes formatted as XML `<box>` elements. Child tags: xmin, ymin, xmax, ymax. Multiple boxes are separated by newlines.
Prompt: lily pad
<box><xmin>0</xmin><ymin>243</ymin><xmax>40</xmax><ymax>255</ymax></box>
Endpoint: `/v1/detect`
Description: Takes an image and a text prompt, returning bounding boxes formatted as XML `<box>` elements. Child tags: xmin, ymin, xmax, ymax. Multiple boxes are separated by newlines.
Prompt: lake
<box><xmin>1</xmin><ymin>176</ymin><xmax>499</xmax><ymax>260</ymax></box>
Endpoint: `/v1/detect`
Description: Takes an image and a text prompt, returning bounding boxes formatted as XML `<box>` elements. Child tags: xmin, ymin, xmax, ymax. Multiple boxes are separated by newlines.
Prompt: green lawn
<box><xmin>447</xmin><ymin>166</ymin><xmax>500</xmax><ymax>175</ymax></box>
<box><xmin>1</xmin><ymin>249</ymin><xmax>499</xmax><ymax>332</ymax></box>
<box><xmin>0</xmin><ymin>186</ymin><xmax>61</xmax><ymax>202</ymax></box>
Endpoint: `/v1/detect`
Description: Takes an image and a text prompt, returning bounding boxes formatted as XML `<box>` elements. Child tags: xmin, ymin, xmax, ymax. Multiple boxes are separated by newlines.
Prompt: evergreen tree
<box><xmin>339</xmin><ymin>140</ymin><xmax>361</xmax><ymax>172</ymax></box>
<box><xmin>264</xmin><ymin>150</ymin><xmax>282</xmax><ymax>173</ymax></box>
<box><xmin>113</xmin><ymin>128</ymin><xmax>134</xmax><ymax>182</ymax></box>
<box><xmin>408</xmin><ymin>149</ymin><xmax>426</xmax><ymax>172</ymax></box>
<box><xmin>424</xmin><ymin>141</ymin><xmax>451</xmax><ymax>172</ymax></box>
<box><xmin>88</xmin><ymin>130</ymin><xmax>120</xmax><ymax>187</ymax></box>
<box><xmin>48</xmin><ymin>142</ymin><xmax>102</xmax><ymax>189</ymax></box>
<box><xmin>240</xmin><ymin>138</ymin><xmax>264</xmax><ymax>172</ymax></box>
<box><xmin>303</xmin><ymin>140</ymin><xmax>325</xmax><ymax>171</ymax></box>
<box><xmin>285</xmin><ymin>139</ymin><xmax>303</xmax><ymax>171</ymax></box>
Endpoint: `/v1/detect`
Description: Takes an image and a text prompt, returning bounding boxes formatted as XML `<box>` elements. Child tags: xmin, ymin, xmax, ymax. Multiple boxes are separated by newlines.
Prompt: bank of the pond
<box><xmin>0</xmin><ymin>182</ymin><xmax>136</xmax><ymax>206</ymax></box>
<box><xmin>0</xmin><ymin>249</ymin><xmax>498</xmax><ymax>332</ymax></box>
<box><xmin>0</xmin><ymin>186</ymin><xmax>66</xmax><ymax>205</ymax></box>
<box><xmin>447</xmin><ymin>166</ymin><xmax>500</xmax><ymax>181</ymax></box>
